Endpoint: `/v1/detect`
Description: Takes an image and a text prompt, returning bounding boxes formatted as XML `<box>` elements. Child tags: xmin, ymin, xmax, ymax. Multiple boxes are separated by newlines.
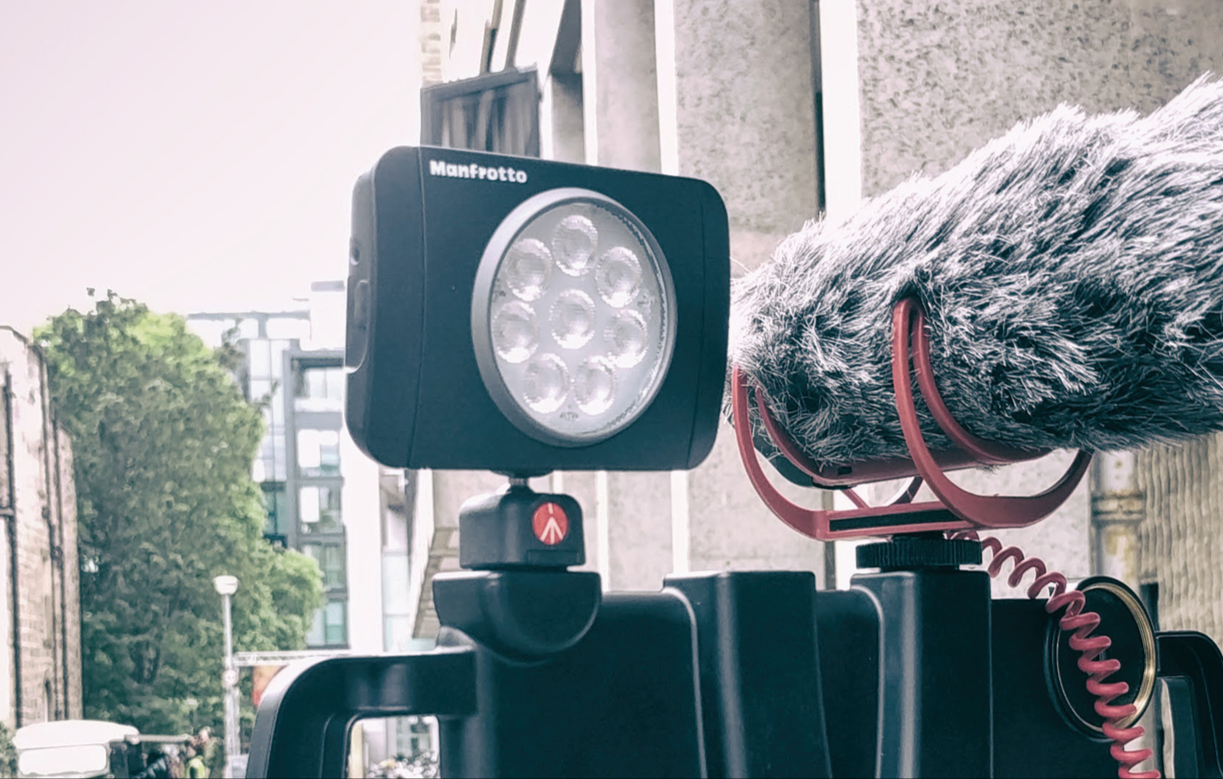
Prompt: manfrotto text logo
<box><xmin>429</xmin><ymin>159</ymin><xmax>528</xmax><ymax>184</ymax></box>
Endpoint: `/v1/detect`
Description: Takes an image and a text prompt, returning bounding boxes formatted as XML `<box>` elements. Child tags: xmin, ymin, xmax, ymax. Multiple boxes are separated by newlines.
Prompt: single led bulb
<box><xmin>595</xmin><ymin>246</ymin><xmax>642</xmax><ymax>308</ymax></box>
<box><xmin>503</xmin><ymin>238</ymin><xmax>551</xmax><ymax>301</ymax></box>
<box><xmin>552</xmin><ymin>214</ymin><xmax>598</xmax><ymax>276</ymax></box>
<box><xmin>522</xmin><ymin>353</ymin><xmax>569</xmax><ymax>413</ymax></box>
<box><xmin>606</xmin><ymin>310</ymin><xmax>648</xmax><ymax>368</ymax></box>
<box><xmin>491</xmin><ymin>301</ymin><xmax>537</xmax><ymax>363</ymax></box>
<box><xmin>551</xmin><ymin>290</ymin><xmax>595</xmax><ymax>349</ymax></box>
<box><xmin>574</xmin><ymin>357</ymin><xmax>616</xmax><ymax>415</ymax></box>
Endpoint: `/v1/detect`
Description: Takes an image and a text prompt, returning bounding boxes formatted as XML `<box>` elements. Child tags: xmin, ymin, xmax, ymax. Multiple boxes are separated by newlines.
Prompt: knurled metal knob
<box><xmin>856</xmin><ymin>536</ymin><xmax>982</xmax><ymax>570</ymax></box>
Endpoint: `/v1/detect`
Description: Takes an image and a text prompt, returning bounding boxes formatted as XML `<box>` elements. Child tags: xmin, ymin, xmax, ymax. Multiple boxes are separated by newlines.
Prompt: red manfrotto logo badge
<box><xmin>532</xmin><ymin>502</ymin><xmax>569</xmax><ymax>546</ymax></box>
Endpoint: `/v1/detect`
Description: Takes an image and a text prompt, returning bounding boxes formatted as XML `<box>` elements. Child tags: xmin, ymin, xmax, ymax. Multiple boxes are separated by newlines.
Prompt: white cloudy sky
<box><xmin>0</xmin><ymin>0</ymin><xmax>420</xmax><ymax>335</ymax></box>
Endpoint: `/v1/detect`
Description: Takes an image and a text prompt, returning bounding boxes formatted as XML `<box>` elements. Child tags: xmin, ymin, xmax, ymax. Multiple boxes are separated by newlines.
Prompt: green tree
<box><xmin>37</xmin><ymin>292</ymin><xmax>324</xmax><ymax>735</ymax></box>
<box><xmin>0</xmin><ymin>721</ymin><xmax>16</xmax><ymax>777</ymax></box>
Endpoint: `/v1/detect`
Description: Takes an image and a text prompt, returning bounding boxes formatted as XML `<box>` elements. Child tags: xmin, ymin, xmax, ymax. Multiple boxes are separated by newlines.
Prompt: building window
<box><xmin>272</xmin><ymin>432</ymin><xmax>287</xmax><ymax>481</ymax></box>
<box><xmin>255</xmin><ymin>431</ymin><xmax>288</xmax><ymax>483</ymax></box>
<box><xmin>299</xmin><ymin>484</ymin><xmax>343</xmax><ymax>534</ymax></box>
<box><xmin>248</xmin><ymin>340</ymin><xmax>273</xmax><ymax>378</ymax></box>
<box><xmin>269</xmin><ymin>340</ymin><xmax>290</xmax><ymax>380</ymax></box>
<box><xmin>294</xmin><ymin>365</ymin><xmax>344</xmax><ymax>412</ymax></box>
<box><xmin>262</xmin><ymin>483</ymin><xmax>288</xmax><ymax>536</ymax></box>
<box><xmin>421</xmin><ymin>68</ymin><xmax>540</xmax><ymax>156</ymax></box>
<box><xmin>302</xmin><ymin>543</ymin><xmax>347</xmax><ymax>590</ymax></box>
<box><xmin>297</xmin><ymin>429</ymin><xmax>341</xmax><ymax>476</ymax></box>
<box><xmin>325</xmin><ymin>601</ymin><xmax>347</xmax><ymax>645</ymax></box>
<box><xmin>307</xmin><ymin>600</ymin><xmax>348</xmax><ymax>647</ymax></box>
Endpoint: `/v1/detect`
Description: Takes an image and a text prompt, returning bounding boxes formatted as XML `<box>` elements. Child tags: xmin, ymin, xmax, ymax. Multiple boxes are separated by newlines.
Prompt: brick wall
<box><xmin>0</xmin><ymin>328</ymin><xmax>82</xmax><ymax>727</ymax></box>
<box><xmin>56</xmin><ymin>425</ymin><xmax>82</xmax><ymax>719</ymax></box>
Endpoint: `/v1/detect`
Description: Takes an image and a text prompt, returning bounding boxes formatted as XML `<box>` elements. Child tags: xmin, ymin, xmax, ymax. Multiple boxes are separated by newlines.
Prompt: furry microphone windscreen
<box><xmin>730</xmin><ymin>75</ymin><xmax>1223</xmax><ymax>469</ymax></box>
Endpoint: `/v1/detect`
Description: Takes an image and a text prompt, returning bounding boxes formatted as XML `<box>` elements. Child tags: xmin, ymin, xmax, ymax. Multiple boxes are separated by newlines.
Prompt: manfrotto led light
<box><xmin>344</xmin><ymin>146</ymin><xmax>729</xmax><ymax>474</ymax></box>
<box><xmin>472</xmin><ymin>189</ymin><xmax>677</xmax><ymax>446</ymax></box>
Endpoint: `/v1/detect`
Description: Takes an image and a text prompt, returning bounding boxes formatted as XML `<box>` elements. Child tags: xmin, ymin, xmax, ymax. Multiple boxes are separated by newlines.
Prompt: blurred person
<box><xmin>135</xmin><ymin>747</ymin><xmax>171</xmax><ymax>779</ymax></box>
<box><xmin>193</xmin><ymin>727</ymin><xmax>211</xmax><ymax>749</ymax></box>
<box><xmin>185</xmin><ymin>745</ymin><xmax>208</xmax><ymax>779</ymax></box>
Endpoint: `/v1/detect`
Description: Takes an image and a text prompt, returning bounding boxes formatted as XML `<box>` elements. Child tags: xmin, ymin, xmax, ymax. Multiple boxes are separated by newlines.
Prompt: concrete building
<box><xmin>0</xmin><ymin>327</ymin><xmax>83</xmax><ymax>728</ymax></box>
<box><xmin>411</xmin><ymin>0</ymin><xmax>1223</xmax><ymax>653</ymax></box>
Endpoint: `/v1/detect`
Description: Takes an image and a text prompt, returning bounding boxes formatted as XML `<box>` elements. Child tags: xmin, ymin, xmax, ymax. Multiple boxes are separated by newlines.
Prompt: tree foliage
<box><xmin>37</xmin><ymin>293</ymin><xmax>324</xmax><ymax>734</ymax></box>
<box><xmin>0</xmin><ymin>721</ymin><xmax>15</xmax><ymax>777</ymax></box>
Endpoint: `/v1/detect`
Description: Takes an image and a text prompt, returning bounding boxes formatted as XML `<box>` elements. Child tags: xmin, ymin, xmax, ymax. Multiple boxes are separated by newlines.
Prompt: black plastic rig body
<box><xmin>246</xmin><ymin>486</ymin><xmax>1223</xmax><ymax>778</ymax></box>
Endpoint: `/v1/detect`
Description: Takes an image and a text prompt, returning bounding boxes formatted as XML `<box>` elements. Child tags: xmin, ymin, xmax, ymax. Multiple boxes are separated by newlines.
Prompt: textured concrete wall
<box><xmin>855</xmin><ymin>0</ymin><xmax>1223</xmax><ymax>195</ymax></box>
<box><xmin>850</xmin><ymin>0</ymin><xmax>1223</xmax><ymax>602</ymax></box>
<box><xmin>1136</xmin><ymin>438</ymin><xmax>1223</xmax><ymax>643</ymax></box>
<box><xmin>670</xmin><ymin>0</ymin><xmax>821</xmax><ymax>271</ymax></box>
<box><xmin>549</xmin><ymin>471</ymin><xmax>601</xmax><ymax>577</ymax></box>
<box><xmin>546</xmin><ymin>72</ymin><xmax>585</xmax><ymax>164</ymax></box>
<box><xmin>688</xmin><ymin>424</ymin><xmax>831</xmax><ymax>574</ymax></box>
<box><xmin>580</xmin><ymin>0</ymin><xmax>675</xmax><ymax>592</ymax></box>
<box><xmin>666</xmin><ymin>0</ymin><xmax>826</xmax><ymax>580</ymax></box>
<box><xmin>582</xmin><ymin>0</ymin><xmax>662</xmax><ymax>173</ymax></box>
<box><xmin>603</xmin><ymin>472</ymin><xmax>673</xmax><ymax>590</ymax></box>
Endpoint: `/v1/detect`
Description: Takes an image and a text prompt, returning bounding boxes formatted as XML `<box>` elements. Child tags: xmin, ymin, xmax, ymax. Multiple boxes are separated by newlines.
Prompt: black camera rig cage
<box><xmin>246</xmin><ymin>148</ymin><xmax>1222</xmax><ymax>778</ymax></box>
<box><xmin>245</xmin><ymin>299</ymin><xmax>1222</xmax><ymax>779</ymax></box>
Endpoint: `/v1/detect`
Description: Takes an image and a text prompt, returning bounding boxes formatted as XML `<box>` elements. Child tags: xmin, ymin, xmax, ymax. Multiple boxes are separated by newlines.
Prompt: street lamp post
<box><xmin>214</xmin><ymin>575</ymin><xmax>240</xmax><ymax>778</ymax></box>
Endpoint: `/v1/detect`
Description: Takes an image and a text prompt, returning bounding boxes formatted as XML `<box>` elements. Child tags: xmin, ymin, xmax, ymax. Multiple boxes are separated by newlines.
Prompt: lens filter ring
<box><xmin>1045</xmin><ymin>576</ymin><xmax>1158</xmax><ymax>737</ymax></box>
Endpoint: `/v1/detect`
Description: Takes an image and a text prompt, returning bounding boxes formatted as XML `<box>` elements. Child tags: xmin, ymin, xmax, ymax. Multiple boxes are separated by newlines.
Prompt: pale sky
<box><xmin>0</xmin><ymin>0</ymin><xmax>421</xmax><ymax>335</ymax></box>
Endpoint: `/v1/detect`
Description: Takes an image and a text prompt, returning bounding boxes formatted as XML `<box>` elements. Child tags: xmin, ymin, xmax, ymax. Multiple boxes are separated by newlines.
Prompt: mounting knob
<box><xmin>856</xmin><ymin>535</ymin><xmax>982</xmax><ymax>570</ymax></box>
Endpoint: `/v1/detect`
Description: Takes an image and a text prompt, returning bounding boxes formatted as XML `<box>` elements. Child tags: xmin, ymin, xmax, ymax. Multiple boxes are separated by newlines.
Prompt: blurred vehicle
<box><xmin>13</xmin><ymin>720</ymin><xmax>189</xmax><ymax>779</ymax></box>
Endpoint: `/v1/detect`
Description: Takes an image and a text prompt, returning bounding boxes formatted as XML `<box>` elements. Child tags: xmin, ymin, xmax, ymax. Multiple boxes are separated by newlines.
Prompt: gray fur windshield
<box><xmin>730</xmin><ymin>75</ymin><xmax>1223</xmax><ymax>468</ymax></box>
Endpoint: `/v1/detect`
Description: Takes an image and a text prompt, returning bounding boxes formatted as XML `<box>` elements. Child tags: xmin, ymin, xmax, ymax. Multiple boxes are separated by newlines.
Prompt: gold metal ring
<box><xmin>1076</xmin><ymin>578</ymin><xmax>1158</xmax><ymax>731</ymax></box>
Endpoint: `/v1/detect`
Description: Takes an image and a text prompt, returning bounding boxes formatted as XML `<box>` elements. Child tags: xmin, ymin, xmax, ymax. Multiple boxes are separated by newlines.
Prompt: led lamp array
<box><xmin>473</xmin><ymin>190</ymin><xmax>676</xmax><ymax>445</ymax></box>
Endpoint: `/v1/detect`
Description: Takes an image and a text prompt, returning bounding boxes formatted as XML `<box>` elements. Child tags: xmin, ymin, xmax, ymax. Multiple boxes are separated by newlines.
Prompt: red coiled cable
<box><xmin>948</xmin><ymin>531</ymin><xmax>1160</xmax><ymax>779</ymax></box>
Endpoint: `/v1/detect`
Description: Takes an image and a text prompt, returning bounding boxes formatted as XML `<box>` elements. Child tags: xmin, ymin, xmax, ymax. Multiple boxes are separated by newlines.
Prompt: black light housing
<box><xmin>345</xmin><ymin>146</ymin><xmax>729</xmax><ymax>474</ymax></box>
